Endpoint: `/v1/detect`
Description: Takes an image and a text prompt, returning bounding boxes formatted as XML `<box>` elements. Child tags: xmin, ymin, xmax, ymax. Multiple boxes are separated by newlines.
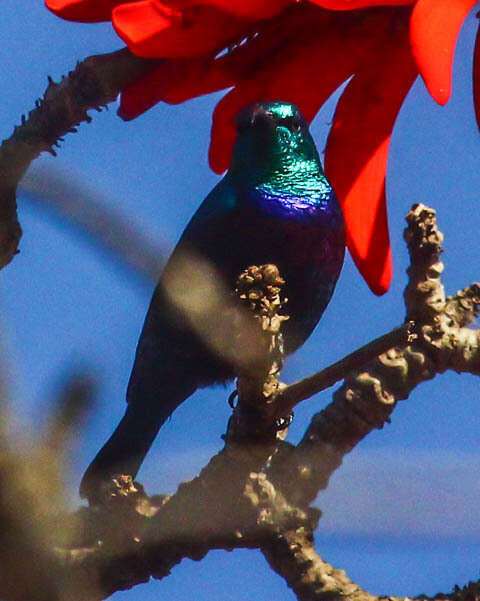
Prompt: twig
<box><xmin>273</xmin><ymin>321</ymin><xmax>415</xmax><ymax>418</ymax></box>
<box><xmin>270</xmin><ymin>204</ymin><xmax>480</xmax><ymax>508</ymax></box>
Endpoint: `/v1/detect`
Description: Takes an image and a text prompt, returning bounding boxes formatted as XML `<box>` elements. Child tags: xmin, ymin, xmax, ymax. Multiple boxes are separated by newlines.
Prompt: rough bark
<box><xmin>0</xmin><ymin>48</ymin><xmax>155</xmax><ymax>269</ymax></box>
<box><xmin>0</xmin><ymin>204</ymin><xmax>478</xmax><ymax>601</ymax></box>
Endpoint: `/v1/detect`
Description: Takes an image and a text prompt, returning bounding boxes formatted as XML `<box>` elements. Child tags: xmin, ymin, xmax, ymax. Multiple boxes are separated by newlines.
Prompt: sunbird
<box><xmin>80</xmin><ymin>101</ymin><xmax>345</xmax><ymax>499</ymax></box>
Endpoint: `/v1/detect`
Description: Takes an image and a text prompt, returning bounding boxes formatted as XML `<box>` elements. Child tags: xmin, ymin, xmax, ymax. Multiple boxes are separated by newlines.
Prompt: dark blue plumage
<box><xmin>80</xmin><ymin>101</ymin><xmax>345</xmax><ymax>500</ymax></box>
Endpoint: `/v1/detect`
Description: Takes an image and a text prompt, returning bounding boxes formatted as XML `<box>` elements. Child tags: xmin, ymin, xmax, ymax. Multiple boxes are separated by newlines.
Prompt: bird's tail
<box><xmin>79</xmin><ymin>381</ymin><xmax>196</xmax><ymax>501</ymax></box>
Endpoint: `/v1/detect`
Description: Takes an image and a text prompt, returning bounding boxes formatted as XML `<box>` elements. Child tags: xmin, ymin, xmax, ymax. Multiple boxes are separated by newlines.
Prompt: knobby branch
<box><xmin>0</xmin><ymin>203</ymin><xmax>477</xmax><ymax>601</ymax></box>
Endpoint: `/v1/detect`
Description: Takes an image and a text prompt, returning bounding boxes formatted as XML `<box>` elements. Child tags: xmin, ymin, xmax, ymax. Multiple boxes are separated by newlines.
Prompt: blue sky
<box><xmin>1</xmin><ymin>1</ymin><xmax>480</xmax><ymax>598</ymax></box>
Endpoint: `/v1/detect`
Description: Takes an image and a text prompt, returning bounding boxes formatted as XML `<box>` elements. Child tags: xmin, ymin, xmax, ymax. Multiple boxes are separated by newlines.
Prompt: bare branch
<box><xmin>404</xmin><ymin>203</ymin><xmax>446</xmax><ymax>322</ymax></box>
<box><xmin>262</xmin><ymin>528</ymin><xmax>376</xmax><ymax>601</ymax></box>
<box><xmin>0</xmin><ymin>203</ymin><xmax>478</xmax><ymax>601</ymax></box>
<box><xmin>269</xmin><ymin>204</ymin><xmax>480</xmax><ymax>508</ymax></box>
<box><xmin>227</xmin><ymin>264</ymin><xmax>290</xmax><ymax>441</ymax></box>
<box><xmin>47</xmin><ymin>444</ymin><xmax>313</xmax><ymax>599</ymax></box>
<box><xmin>0</xmin><ymin>48</ymin><xmax>156</xmax><ymax>270</ymax></box>
<box><xmin>263</xmin><ymin>527</ymin><xmax>480</xmax><ymax>601</ymax></box>
<box><xmin>273</xmin><ymin>321</ymin><xmax>415</xmax><ymax>418</ymax></box>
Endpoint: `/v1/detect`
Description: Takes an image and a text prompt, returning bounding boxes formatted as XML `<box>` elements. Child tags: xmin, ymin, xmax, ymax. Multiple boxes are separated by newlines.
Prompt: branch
<box><xmin>0</xmin><ymin>204</ymin><xmax>478</xmax><ymax>601</ymax></box>
<box><xmin>0</xmin><ymin>48</ymin><xmax>156</xmax><ymax>270</ymax></box>
<box><xmin>0</xmin><ymin>370</ymin><xmax>98</xmax><ymax>601</ymax></box>
<box><xmin>262</xmin><ymin>527</ymin><xmax>376</xmax><ymax>601</ymax></box>
<box><xmin>269</xmin><ymin>204</ymin><xmax>480</xmax><ymax>509</ymax></box>
<box><xmin>263</xmin><ymin>204</ymin><xmax>480</xmax><ymax>597</ymax></box>
<box><xmin>273</xmin><ymin>321</ymin><xmax>416</xmax><ymax>418</ymax></box>
<box><xmin>48</xmin><ymin>445</ymin><xmax>317</xmax><ymax>600</ymax></box>
<box><xmin>263</xmin><ymin>528</ymin><xmax>480</xmax><ymax>601</ymax></box>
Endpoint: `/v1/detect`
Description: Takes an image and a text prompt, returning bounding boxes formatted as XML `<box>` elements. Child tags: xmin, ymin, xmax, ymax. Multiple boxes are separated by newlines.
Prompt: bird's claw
<box><xmin>228</xmin><ymin>389</ymin><xmax>238</xmax><ymax>409</ymax></box>
<box><xmin>275</xmin><ymin>411</ymin><xmax>293</xmax><ymax>431</ymax></box>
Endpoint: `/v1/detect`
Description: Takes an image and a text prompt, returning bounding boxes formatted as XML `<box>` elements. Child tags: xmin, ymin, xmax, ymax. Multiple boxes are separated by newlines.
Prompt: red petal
<box><xmin>119</xmin><ymin>57</ymin><xmax>233</xmax><ymax>118</ymax></box>
<box><xmin>410</xmin><ymin>0</ymin><xmax>477</xmax><ymax>105</ymax></box>
<box><xmin>119</xmin><ymin>4</ymin><xmax>302</xmax><ymax>120</ymax></box>
<box><xmin>264</xmin><ymin>10</ymin><xmax>396</xmax><ymax>121</ymax></box>
<box><xmin>209</xmin><ymin>8</ymin><xmax>395</xmax><ymax>173</ymax></box>
<box><xmin>120</xmin><ymin>5</ymin><xmax>319</xmax><ymax>120</ymax></box>
<box><xmin>161</xmin><ymin>0</ymin><xmax>294</xmax><ymax>19</ymax></box>
<box><xmin>209</xmin><ymin>80</ymin><xmax>267</xmax><ymax>173</ymax></box>
<box><xmin>308</xmin><ymin>0</ymin><xmax>413</xmax><ymax>8</ymax></box>
<box><xmin>45</xmin><ymin>0</ymin><xmax>127</xmax><ymax>22</ymax></box>
<box><xmin>113</xmin><ymin>1</ymin><xmax>251</xmax><ymax>58</ymax></box>
<box><xmin>118</xmin><ymin>2</ymin><xmax>319</xmax><ymax>120</ymax></box>
<box><xmin>208</xmin><ymin>7</ymin><xmax>329</xmax><ymax>171</ymax></box>
<box><xmin>112</xmin><ymin>1</ymin><xmax>179</xmax><ymax>56</ymax></box>
<box><xmin>215</xmin><ymin>3</ymin><xmax>325</xmax><ymax>79</ymax></box>
<box><xmin>325</xmin><ymin>20</ymin><xmax>417</xmax><ymax>295</ymax></box>
<box><xmin>473</xmin><ymin>23</ymin><xmax>480</xmax><ymax>131</ymax></box>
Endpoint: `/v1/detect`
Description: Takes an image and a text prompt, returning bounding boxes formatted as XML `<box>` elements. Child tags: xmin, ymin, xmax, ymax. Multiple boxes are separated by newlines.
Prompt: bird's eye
<box><xmin>283</xmin><ymin>115</ymin><xmax>304</xmax><ymax>133</ymax></box>
<box><xmin>252</xmin><ymin>111</ymin><xmax>274</xmax><ymax>129</ymax></box>
<box><xmin>236</xmin><ymin>108</ymin><xmax>274</xmax><ymax>133</ymax></box>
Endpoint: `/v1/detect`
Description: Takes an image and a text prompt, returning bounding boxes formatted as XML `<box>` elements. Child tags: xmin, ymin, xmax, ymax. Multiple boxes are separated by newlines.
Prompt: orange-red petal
<box><xmin>119</xmin><ymin>57</ymin><xmax>234</xmax><ymax>118</ymax></box>
<box><xmin>325</xmin><ymin>20</ymin><xmax>417</xmax><ymax>295</ymax></box>
<box><xmin>113</xmin><ymin>1</ymin><xmax>252</xmax><ymax>58</ymax></box>
<box><xmin>410</xmin><ymin>0</ymin><xmax>478</xmax><ymax>105</ymax></box>
<box><xmin>45</xmin><ymin>0</ymin><xmax>128</xmax><ymax>22</ymax></box>
<box><xmin>119</xmin><ymin>5</ymin><xmax>316</xmax><ymax>120</ymax></box>
<box><xmin>209</xmin><ymin>8</ymin><xmax>396</xmax><ymax>173</ymax></box>
<box><xmin>473</xmin><ymin>23</ymin><xmax>480</xmax><ymax>131</ymax></box>
<box><xmin>209</xmin><ymin>79</ymin><xmax>268</xmax><ymax>173</ymax></box>
<box><xmin>208</xmin><ymin>7</ymin><xmax>329</xmax><ymax>171</ymax></box>
<box><xmin>161</xmin><ymin>0</ymin><xmax>295</xmax><ymax>19</ymax></box>
<box><xmin>308</xmin><ymin>0</ymin><xmax>413</xmax><ymax>9</ymax></box>
<box><xmin>112</xmin><ymin>1</ymin><xmax>179</xmax><ymax>56</ymax></box>
<box><xmin>263</xmin><ymin>9</ymin><xmax>396</xmax><ymax>121</ymax></box>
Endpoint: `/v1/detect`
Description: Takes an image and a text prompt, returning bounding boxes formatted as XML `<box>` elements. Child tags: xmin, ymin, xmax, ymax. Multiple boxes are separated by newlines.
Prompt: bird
<box><xmin>79</xmin><ymin>101</ymin><xmax>345</xmax><ymax>500</ymax></box>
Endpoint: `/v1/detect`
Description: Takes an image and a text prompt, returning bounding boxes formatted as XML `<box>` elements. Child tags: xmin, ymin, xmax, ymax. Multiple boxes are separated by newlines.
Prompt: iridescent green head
<box><xmin>228</xmin><ymin>101</ymin><xmax>323</xmax><ymax>186</ymax></box>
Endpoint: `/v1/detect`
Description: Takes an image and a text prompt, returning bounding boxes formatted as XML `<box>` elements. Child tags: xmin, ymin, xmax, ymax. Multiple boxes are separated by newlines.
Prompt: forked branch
<box><xmin>0</xmin><ymin>203</ymin><xmax>477</xmax><ymax>601</ymax></box>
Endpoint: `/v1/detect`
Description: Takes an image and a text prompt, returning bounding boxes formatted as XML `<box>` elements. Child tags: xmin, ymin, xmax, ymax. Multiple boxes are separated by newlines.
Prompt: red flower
<box><xmin>45</xmin><ymin>0</ymin><xmax>479</xmax><ymax>295</ymax></box>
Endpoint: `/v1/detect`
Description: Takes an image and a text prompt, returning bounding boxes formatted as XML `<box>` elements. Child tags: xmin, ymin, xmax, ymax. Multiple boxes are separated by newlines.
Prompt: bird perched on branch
<box><xmin>80</xmin><ymin>101</ymin><xmax>345</xmax><ymax>500</ymax></box>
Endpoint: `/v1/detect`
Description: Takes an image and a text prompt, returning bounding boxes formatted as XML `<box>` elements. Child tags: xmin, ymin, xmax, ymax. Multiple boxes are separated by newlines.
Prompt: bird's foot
<box><xmin>275</xmin><ymin>411</ymin><xmax>293</xmax><ymax>431</ymax></box>
<box><xmin>228</xmin><ymin>389</ymin><xmax>238</xmax><ymax>408</ymax></box>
